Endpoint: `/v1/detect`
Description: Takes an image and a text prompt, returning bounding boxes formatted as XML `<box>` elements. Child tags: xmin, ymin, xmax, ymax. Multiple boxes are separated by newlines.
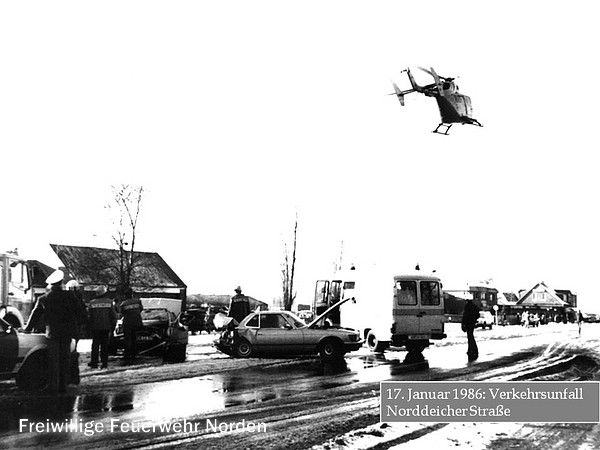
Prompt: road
<box><xmin>0</xmin><ymin>322</ymin><xmax>598</xmax><ymax>449</ymax></box>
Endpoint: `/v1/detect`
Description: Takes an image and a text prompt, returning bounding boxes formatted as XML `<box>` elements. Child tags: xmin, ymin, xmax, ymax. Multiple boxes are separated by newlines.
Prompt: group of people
<box><xmin>24</xmin><ymin>269</ymin><xmax>143</xmax><ymax>394</ymax></box>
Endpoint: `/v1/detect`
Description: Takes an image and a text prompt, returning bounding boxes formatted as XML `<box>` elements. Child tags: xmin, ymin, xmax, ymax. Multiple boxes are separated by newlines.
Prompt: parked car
<box><xmin>0</xmin><ymin>318</ymin><xmax>79</xmax><ymax>390</ymax></box>
<box><xmin>111</xmin><ymin>307</ymin><xmax>188</xmax><ymax>363</ymax></box>
<box><xmin>215</xmin><ymin>300</ymin><xmax>363</xmax><ymax>359</ymax></box>
<box><xmin>583</xmin><ymin>313</ymin><xmax>600</xmax><ymax>323</ymax></box>
<box><xmin>476</xmin><ymin>311</ymin><xmax>494</xmax><ymax>329</ymax></box>
<box><xmin>527</xmin><ymin>313</ymin><xmax>540</xmax><ymax>327</ymax></box>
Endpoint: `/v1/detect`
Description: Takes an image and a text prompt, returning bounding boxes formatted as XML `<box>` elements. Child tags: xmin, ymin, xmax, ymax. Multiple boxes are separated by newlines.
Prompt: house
<box><xmin>516</xmin><ymin>281</ymin><xmax>572</xmax><ymax>322</ymax></box>
<box><xmin>49</xmin><ymin>244</ymin><xmax>187</xmax><ymax>306</ymax></box>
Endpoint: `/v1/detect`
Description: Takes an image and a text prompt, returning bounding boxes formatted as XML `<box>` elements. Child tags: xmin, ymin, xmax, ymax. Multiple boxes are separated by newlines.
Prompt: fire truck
<box><xmin>313</xmin><ymin>267</ymin><xmax>447</xmax><ymax>358</ymax></box>
<box><xmin>0</xmin><ymin>252</ymin><xmax>35</xmax><ymax>328</ymax></box>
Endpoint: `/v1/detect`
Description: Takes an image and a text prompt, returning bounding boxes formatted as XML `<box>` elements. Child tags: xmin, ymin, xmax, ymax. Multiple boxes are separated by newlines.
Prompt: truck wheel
<box><xmin>366</xmin><ymin>330</ymin><xmax>388</xmax><ymax>353</ymax></box>
<box><xmin>16</xmin><ymin>351</ymin><xmax>48</xmax><ymax>391</ymax></box>
<box><xmin>233</xmin><ymin>339</ymin><xmax>253</xmax><ymax>358</ymax></box>
<box><xmin>319</xmin><ymin>338</ymin><xmax>343</xmax><ymax>359</ymax></box>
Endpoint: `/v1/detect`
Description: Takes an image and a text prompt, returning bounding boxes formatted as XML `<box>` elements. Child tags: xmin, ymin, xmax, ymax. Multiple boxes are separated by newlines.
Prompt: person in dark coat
<box><xmin>461</xmin><ymin>298</ymin><xmax>480</xmax><ymax>360</ymax></box>
<box><xmin>119</xmin><ymin>288</ymin><xmax>143</xmax><ymax>363</ymax></box>
<box><xmin>25</xmin><ymin>270</ymin><xmax>80</xmax><ymax>393</ymax></box>
<box><xmin>88</xmin><ymin>285</ymin><xmax>117</xmax><ymax>369</ymax></box>
<box><xmin>228</xmin><ymin>286</ymin><xmax>250</xmax><ymax>324</ymax></box>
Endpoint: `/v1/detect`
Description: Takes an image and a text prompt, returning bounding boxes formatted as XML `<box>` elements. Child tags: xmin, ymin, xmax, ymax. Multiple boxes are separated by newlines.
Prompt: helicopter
<box><xmin>391</xmin><ymin>67</ymin><xmax>482</xmax><ymax>135</ymax></box>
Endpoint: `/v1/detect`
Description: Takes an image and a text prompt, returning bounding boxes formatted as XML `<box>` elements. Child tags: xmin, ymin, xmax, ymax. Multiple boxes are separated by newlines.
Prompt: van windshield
<box><xmin>395</xmin><ymin>280</ymin><xmax>417</xmax><ymax>305</ymax></box>
<box><xmin>420</xmin><ymin>281</ymin><xmax>441</xmax><ymax>305</ymax></box>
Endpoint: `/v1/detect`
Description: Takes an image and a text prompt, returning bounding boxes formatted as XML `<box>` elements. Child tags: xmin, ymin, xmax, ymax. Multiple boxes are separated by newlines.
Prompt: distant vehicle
<box><xmin>0</xmin><ymin>317</ymin><xmax>79</xmax><ymax>390</ymax></box>
<box><xmin>391</xmin><ymin>66</ymin><xmax>482</xmax><ymax>135</ymax></box>
<box><xmin>111</xmin><ymin>307</ymin><xmax>188</xmax><ymax>363</ymax></box>
<box><xmin>313</xmin><ymin>268</ymin><xmax>447</xmax><ymax>359</ymax></box>
<box><xmin>180</xmin><ymin>305</ymin><xmax>216</xmax><ymax>334</ymax></box>
<box><xmin>214</xmin><ymin>300</ymin><xmax>363</xmax><ymax>360</ymax></box>
<box><xmin>583</xmin><ymin>313</ymin><xmax>600</xmax><ymax>323</ymax></box>
<box><xmin>527</xmin><ymin>313</ymin><xmax>540</xmax><ymax>327</ymax></box>
<box><xmin>476</xmin><ymin>311</ymin><xmax>494</xmax><ymax>329</ymax></box>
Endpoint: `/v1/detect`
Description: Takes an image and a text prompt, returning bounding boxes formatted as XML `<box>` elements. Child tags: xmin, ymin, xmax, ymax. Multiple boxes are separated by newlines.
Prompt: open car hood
<box><xmin>307</xmin><ymin>296</ymin><xmax>355</xmax><ymax>329</ymax></box>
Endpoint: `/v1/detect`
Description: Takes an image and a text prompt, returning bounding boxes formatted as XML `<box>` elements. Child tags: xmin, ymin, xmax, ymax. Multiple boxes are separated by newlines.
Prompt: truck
<box><xmin>0</xmin><ymin>252</ymin><xmax>35</xmax><ymax>328</ymax></box>
<box><xmin>313</xmin><ymin>267</ymin><xmax>447</xmax><ymax>360</ymax></box>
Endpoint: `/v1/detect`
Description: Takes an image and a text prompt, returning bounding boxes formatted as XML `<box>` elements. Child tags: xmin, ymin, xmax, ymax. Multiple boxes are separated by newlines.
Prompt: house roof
<box><xmin>50</xmin><ymin>244</ymin><xmax>186</xmax><ymax>289</ymax></box>
<box><xmin>516</xmin><ymin>282</ymin><xmax>567</xmax><ymax>307</ymax></box>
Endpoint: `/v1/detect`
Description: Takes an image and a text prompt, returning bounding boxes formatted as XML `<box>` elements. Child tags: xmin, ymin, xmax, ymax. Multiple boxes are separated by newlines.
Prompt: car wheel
<box><xmin>488</xmin><ymin>324</ymin><xmax>493</xmax><ymax>330</ymax></box>
<box><xmin>319</xmin><ymin>338</ymin><xmax>343</xmax><ymax>359</ymax></box>
<box><xmin>233</xmin><ymin>339</ymin><xmax>253</xmax><ymax>358</ymax></box>
<box><xmin>16</xmin><ymin>351</ymin><xmax>48</xmax><ymax>391</ymax></box>
<box><xmin>366</xmin><ymin>330</ymin><xmax>388</xmax><ymax>353</ymax></box>
<box><xmin>164</xmin><ymin>344</ymin><xmax>187</xmax><ymax>363</ymax></box>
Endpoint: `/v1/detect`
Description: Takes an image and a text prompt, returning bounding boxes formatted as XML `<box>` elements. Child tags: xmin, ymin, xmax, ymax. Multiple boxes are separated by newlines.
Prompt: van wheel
<box><xmin>366</xmin><ymin>331</ymin><xmax>389</xmax><ymax>353</ymax></box>
<box><xmin>16</xmin><ymin>351</ymin><xmax>48</xmax><ymax>391</ymax></box>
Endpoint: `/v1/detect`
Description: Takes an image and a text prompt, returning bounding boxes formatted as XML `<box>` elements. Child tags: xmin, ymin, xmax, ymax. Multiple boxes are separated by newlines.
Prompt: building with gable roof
<box><xmin>49</xmin><ymin>244</ymin><xmax>187</xmax><ymax>307</ymax></box>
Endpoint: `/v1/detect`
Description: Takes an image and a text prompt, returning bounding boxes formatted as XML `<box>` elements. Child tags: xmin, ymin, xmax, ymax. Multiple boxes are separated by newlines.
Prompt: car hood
<box><xmin>306</xmin><ymin>296</ymin><xmax>355</xmax><ymax>330</ymax></box>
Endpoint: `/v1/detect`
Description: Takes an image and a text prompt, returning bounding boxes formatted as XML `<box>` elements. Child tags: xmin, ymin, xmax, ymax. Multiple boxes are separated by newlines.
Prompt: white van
<box><xmin>313</xmin><ymin>268</ymin><xmax>446</xmax><ymax>356</ymax></box>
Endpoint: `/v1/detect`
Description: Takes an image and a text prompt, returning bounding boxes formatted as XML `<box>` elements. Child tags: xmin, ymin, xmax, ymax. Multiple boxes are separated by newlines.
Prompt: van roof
<box><xmin>394</xmin><ymin>273</ymin><xmax>441</xmax><ymax>282</ymax></box>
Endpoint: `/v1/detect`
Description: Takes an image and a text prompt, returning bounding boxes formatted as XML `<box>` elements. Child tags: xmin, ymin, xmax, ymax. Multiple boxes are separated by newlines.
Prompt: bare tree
<box><xmin>281</xmin><ymin>214</ymin><xmax>298</xmax><ymax>311</ymax></box>
<box><xmin>106</xmin><ymin>184</ymin><xmax>144</xmax><ymax>297</ymax></box>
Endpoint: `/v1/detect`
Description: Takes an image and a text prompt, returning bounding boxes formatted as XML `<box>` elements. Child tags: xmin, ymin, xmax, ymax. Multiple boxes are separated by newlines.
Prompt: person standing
<box><xmin>461</xmin><ymin>298</ymin><xmax>480</xmax><ymax>361</ymax></box>
<box><xmin>120</xmin><ymin>288</ymin><xmax>143</xmax><ymax>363</ymax></box>
<box><xmin>88</xmin><ymin>285</ymin><xmax>117</xmax><ymax>369</ymax></box>
<box><xmin>25</xmin><ymin>270</ymin><xmax>79</xmax><ymax>393</ymax></box>
<box><xmin>578</xmin><ymin>310</ymin><xmax>584</xmax><ymax>337</ymax></box>
<box><xmin>65</xmin><ymin>280</ymin><xmax>88</xmax><ymax>343</ymax></box>
<box><xmin>228</xmin><ymin>286</ymin><xmax>250</xmax><ymax>324</ymax></box>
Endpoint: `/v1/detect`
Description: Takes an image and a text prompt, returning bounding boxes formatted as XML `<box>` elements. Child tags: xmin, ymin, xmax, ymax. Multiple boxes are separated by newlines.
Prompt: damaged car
<box><xmin>214</xmin><ymin>298</ymin><xmax>363</xmax><ymax>359</ymax></box>
<box><xmin>0</xmin><ymin>317</ymin><xmax>79</xmax><ymax>390</ymax></box>
<box><xmin>111</xmin><ymin>307</ymin><xmax>188</xmax><ymax>363</ymax></box>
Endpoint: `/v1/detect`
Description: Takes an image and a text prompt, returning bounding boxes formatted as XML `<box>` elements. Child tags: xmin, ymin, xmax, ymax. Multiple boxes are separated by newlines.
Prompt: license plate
<box><xmin>407</xmin><ymin>334</ymin><xmax>428</xmax><ymax>340</ymax></box>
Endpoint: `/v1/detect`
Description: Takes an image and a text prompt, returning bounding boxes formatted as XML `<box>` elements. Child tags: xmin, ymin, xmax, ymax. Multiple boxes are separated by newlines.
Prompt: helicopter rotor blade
<box><xmin>418</xmin><ymin>66</ymin><xmax>445</xmax><ymax>96</ymax></box>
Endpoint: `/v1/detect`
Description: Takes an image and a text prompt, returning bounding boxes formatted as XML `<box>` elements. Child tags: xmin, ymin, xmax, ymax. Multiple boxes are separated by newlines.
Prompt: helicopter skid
<box><xmin>433</xmin><ymin>123</ymin><xmax>452</xmax><ymax>135</ymax></box>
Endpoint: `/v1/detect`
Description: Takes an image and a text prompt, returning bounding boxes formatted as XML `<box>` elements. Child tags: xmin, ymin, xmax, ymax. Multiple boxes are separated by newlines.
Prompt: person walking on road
<box><xmin>578</xmin><ymin>310</ymin><xmax>584</xmax><ymax>337</ymax></box>
<box><xmin>462</xmin><ymin>298</ymin><xmax>480</xmax><ymax>361</ymax></box>
<box><xmin>25</xmin><ymin>270</ymin><xmax>80</xmax><ymax>393</ymax></box>
<box><xmin>88</xmin><ymin>285</ymin><xmax>117</xmax><ymax>369</ymax></box>
<box><xmin>120</xmin><ymin>288</ymin><xmax>143</xmax><ymax>363</ymax></box>
<box><xmin>228</xmin><ymin>286</ymin><xmax>250</xmax><ymax>324</ymax></box>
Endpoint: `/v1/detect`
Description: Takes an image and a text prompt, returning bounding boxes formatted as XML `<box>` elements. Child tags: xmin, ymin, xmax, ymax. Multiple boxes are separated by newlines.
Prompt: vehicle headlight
<box><xmin>348</xmin><ymin>334</ymin><xmax>359</xmax><ymax>342</ymax></box>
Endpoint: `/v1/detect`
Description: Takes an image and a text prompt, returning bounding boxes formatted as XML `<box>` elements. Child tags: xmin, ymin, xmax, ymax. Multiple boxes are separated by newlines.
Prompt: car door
<box><xmin>255</xmin><ymin>313</ymin><xmax>304</xmax><ymax>354</ymax></box>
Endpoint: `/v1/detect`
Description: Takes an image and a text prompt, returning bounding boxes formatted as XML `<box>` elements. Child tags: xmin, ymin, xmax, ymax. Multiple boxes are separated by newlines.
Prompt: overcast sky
<box><xmin>2</xmin><ymin>1</ymin><xmax>599</xmax><ymax>312</ymax></box>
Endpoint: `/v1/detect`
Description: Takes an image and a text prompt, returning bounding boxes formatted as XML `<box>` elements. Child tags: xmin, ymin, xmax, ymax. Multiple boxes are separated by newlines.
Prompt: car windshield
<box><xmin>284</xmin><ymin>313</ymin><xmax>307</xmax><ymax>328</ymax></box>
<box><xmin>143</xmin><ymin>309</ymin><xmax>169</xmax><ymax>322</ymax></box>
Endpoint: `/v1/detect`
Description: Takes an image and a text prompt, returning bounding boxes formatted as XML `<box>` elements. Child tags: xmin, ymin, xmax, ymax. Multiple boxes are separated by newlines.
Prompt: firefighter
<box><xmin>228</xmin><ymin>286</ymin><xmax>250</xmax><ymax>324</ymax></box>
<box><xmin>120</xmin><ymin>288</ymin><xmax>143</xmax><ymax>363</ymax></box>
<box><xmin>88</xmin><ymin>286</ymin><xmax>117</xmax><ymax>369</ymax></box>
